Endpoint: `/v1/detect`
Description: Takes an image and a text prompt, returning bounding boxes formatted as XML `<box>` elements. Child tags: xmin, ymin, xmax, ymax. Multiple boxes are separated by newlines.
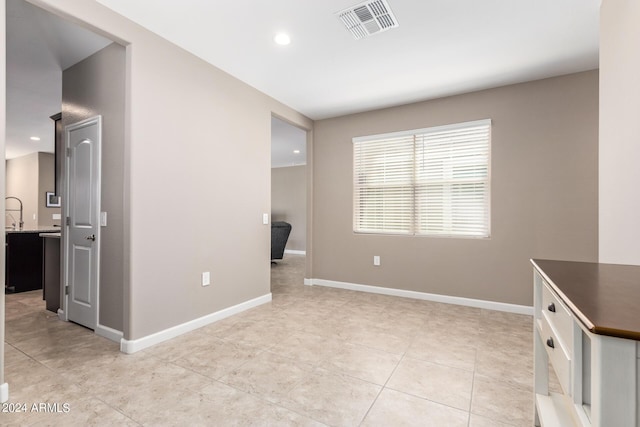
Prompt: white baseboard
<box><xmin>120</xmin><ymin>293</ymin><xmax>272</xmax><ymax>354</ymax></box>
<box><xmin>96</xmin><ymin>323</ymin><xmax>123</xmax><ymax>343</ymax></box>
<box><xmin>307</xmin><ymin>278</ymin><xmax>533</xmax><ymax>315</ymax></box>
<box><xmin>0</xmin><ymin>383</ymin><xmax>8</xmax><ymax>403</ymax></box>
<box><xmin>284</xmin><ymin>249</ymin><xmax>306</xmax><ymax>255</ymax></box>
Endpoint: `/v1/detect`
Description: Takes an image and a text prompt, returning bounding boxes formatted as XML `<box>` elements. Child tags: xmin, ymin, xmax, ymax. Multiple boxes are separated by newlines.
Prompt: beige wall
<box><xmin>6</xmin><ymin>153</ymin><xmax>38</xmax><ymax>229</ymax></box>
<box><xmin>24</xmin><ymin>0</ymin><xmax>312</xmax><ymax>341</ymax></box>
<box><xmin>599</xmin><ymin>0</ymin><xmax>640</xmax><ymax>265</ymax></box>
<box><xmin>37</xmin><ymin>152</ymin><xmax>60</xmax><ymax>227</ymax></box>
<box><xmin>63</xmin><ymin>43</ymin><xmax>126</xmax><ymax>331</ymax></box>
<box><xmin>313</xmin><ymin>71</ymin><xmax>599</xmax><ymax>306</ymax></box>
<box><xmin>1</xmin><ymin>0</ymin><xmax>6</xmax><ymax>396</ymax></box>
<box><xmin>272</xmin><ymin>165</ymin><xmax>306</xmax><ymax>252</ymax></box>
<box><xmin>5</xmin><ymin>152</ymin><xmax>60</xmax><ymax>228</ymax></box>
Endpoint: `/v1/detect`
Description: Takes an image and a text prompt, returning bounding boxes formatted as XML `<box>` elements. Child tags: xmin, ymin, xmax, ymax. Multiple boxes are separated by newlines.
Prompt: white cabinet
<box><xmin>532</xmin><ymin>260</ymin><xmax>639</xmax><ymax>427</ymax></box>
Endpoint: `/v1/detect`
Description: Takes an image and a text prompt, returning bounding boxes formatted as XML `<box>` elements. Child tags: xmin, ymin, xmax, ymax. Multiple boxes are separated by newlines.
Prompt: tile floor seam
<box><xmin>211</xmin><ymin>369</ymin><xmax>331</xmax><ymax>425</ymax></box>
<box><xmin>467</xmin><ymin>346</ymin><xmax>479</xmax><ymax>427</ymax></box>
<box><xmin>215</xmin><ymin>353</ymin><xmax>311</xmax><ymax>401</ymax></box>
<box><xmin>163</xmin><ymin>358</ymin><xmax>224</xmax><ymax>382</ymax></box>
<box><xmin>399</xmin><ymin>353</ymin><xmax>477</xmax><ymax>374</ymax></box>
<box><xmin>472</xmin><ymin>372</ymin><xmax>533</xmax><ymax>392</ymax></box>
<box><xmin>357</xmin><ymin>346</ymin><xmax>408</xmax><ymax>426</ymax></box>
<box><xmin>3</xmin><ymin>342</ymin><xmax>36</xmax><ymax>363</ymax></box>
<box><xmin>262</xmin><ymin>346</ymin><xmax>396</xmax><ymax>389</ymax></box>
<box><xmin>215</xmin><ymin>340</ymin><xmax>382</xmax><ymax>426</ymax></box>
<box><xmin>8</xmin><ymin>346</ymin><xmax>65</xmax><ymax>377</ymax></box>
<box><xmin>91</xmin><ymin>395</ymin><xmax>143</xmax><ymax>426</ymax></box>
<box><xmin>382</xmin><ymin>384</ymin><xmax>474</xmax><ymax>418</ymax></box>
<box><xmin>10</xmin><ymin>359</ymin><xmax>143</xmax><ymax>426</ymax></box>
<box><xmin>334</xmin><ymin>336</ymin><xmax>412</xmax><ymax>357</ymax></box>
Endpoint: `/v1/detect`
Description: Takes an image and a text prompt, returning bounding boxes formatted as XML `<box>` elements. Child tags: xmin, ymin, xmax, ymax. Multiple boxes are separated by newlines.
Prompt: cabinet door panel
<box><xmin>6</xmin><ymin>233</ymin><xmax>43</xmax><ymax>293</ymax></box>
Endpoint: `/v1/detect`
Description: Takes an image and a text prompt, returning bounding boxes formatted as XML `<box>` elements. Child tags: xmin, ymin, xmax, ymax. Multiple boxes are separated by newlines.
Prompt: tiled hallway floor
<box><xmin>4</xmin><ymin>255</ymin><xmax>536</xmax><ymax>426</ymax></box>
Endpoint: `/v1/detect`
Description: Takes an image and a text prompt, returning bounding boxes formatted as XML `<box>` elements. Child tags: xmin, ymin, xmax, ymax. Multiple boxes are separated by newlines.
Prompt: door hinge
<box><xmin>65</xmin><ymin>286</ymin><xmax>69</xmax><ymax>295</ymax></box>
<box><xmin>66</xmin><ymin>217</ymin><xmax>70</xmax><ymax>226</ymax></box>
<box><xmin>66</xmin><ymin>147</ymin><xmax>72</xmax><ymax>157</ymax></box>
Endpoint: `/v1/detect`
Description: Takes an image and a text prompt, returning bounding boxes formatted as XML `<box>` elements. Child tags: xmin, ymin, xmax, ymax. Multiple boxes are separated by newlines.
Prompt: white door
<box><xmin>65</xmin><ymin>116</ymin><xmax>101</xmax><ymax>330</ymax></box>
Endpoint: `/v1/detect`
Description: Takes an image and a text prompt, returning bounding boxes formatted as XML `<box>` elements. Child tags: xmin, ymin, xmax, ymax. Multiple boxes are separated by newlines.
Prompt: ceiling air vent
<box><xmin>336</xmin><ymin>0</ymin><xmax>399</xmax><ymax>40</ymax></box>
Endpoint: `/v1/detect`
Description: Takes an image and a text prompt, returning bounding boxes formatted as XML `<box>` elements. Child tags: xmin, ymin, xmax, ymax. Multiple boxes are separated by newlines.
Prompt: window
<box><xmin>353</xmin><ymin>119</ymin><xmax>491</xmax><ymax>237</ymax></box>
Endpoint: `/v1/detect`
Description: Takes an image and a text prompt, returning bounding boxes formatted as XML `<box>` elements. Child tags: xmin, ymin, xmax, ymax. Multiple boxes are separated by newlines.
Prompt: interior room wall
<box><xmin>26</xmin><ymin>0</ymin><xmax>313</xmax><ymax>341</ymax></box>
<box><xmin>1</xmin><ymin>0</ymin><xmax>7</xmax><ymax>401</ymax></box>
<box><xmin>5</xmin><ymin>153</ymin><xmax>39</xmax><ymax>229</ymax></box>
<box><xmin>272</xmin><ymin>165</ymin><xmax>306</xmax><ymax>252</ymax></box>
<box><xmin>37</xmin><ymin>152</ymin><xmax>60</xmax><ymax>227</ymax></box>
<box><xmin>599</xmin><ymin>0</ymin><xmax>640</xmax><ymax>265</ymax></box>
<box><xmin>63</xmin><ymin>42</ymin><xmax>126</xmax><ymax>332</ymax></box>
<box><xmin>5</xmin><ymin>152</ymin><xmax>60</xmax><ymax>229</ymax></box>
<box><xmin>312</xmin><ymin>70</ymin><xmax>599</xmax><ymax>307</ymax></box>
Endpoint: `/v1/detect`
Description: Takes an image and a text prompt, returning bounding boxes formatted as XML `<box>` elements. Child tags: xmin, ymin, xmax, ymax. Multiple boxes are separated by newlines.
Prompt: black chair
<box><xmin>271</xmin><ymin>221</ymin><xmax>292</xmax><ymax>263</ymax></box>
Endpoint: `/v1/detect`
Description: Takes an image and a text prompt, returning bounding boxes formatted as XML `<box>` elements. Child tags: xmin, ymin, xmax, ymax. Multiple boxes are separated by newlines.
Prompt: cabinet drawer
<box><xmin>539</xmin><ymin>314</ymin><xmax>571</xmax><ymax>395</ymax></box>
<box><xmin>542</xmin><ymin>281</ymin><xmax>573</xmax><ymax>351</ymax></box>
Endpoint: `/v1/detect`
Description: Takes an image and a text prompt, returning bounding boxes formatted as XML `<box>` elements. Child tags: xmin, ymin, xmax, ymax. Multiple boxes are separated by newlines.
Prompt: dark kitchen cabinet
<box><xmin>5</xmin><ymin>232</ymin><xmax>44</xmax><ymax>293</ymax></box>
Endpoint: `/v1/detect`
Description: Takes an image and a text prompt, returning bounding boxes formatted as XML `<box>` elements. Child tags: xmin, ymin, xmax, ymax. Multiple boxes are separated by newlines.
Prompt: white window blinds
<box><xmin>353</xmin><ymin>119</ymin><xmax>491</xmax><ymax>237</ymax></box>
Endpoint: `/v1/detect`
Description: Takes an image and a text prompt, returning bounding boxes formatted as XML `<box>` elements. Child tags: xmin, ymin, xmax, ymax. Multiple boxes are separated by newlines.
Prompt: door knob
<box><xmin>86</xmin><ymin>234</ymin><xmax>96</xmax><ymax>241</ymax></box>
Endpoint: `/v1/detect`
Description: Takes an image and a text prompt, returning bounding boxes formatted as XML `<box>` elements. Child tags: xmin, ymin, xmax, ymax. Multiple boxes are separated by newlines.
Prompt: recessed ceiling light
<box><xmin>293</xmin><ymin>150</ymin><xmax>301</xmax><ymax>154</ymax></box>
<box><xmin>30</xmin><ymin>136</ymin><xmax>41</xmax><ymax>141</ymax></box>
<box><xmin>274</xmin><ymin>33</ymin><xmax>291</xmax><ymax>46</ymax></box>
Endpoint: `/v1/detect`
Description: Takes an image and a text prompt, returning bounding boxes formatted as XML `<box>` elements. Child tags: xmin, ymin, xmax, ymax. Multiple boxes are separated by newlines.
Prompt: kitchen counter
<box><xmin>6</xmin><ymin>226</ymin><xmax>60</xmax><ymax>234</ymax></box>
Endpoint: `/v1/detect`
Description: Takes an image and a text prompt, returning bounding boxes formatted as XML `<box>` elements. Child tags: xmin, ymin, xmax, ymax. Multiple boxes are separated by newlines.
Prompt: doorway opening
<box><xmin>270</xmin><ymin>116</ymin><xmax>308</xmax><ymax>292</ymax></box>
<box><xmin>4</xmin><ymin>0</ymin><xmax>125</xmax><ymax>336</ymax></box>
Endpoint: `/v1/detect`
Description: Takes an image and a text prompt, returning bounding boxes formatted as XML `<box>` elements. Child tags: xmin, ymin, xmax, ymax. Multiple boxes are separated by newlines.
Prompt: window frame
<box><xmin>353</xmin><ymin>119</ymin><xmax>492</xmax><ymax>239</ymax></box>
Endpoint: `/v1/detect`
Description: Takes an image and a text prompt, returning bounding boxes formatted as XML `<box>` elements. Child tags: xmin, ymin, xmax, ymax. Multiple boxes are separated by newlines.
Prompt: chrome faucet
<box><xmin>5</xmin><ymin>196</ymin><xmax>24</xmax><ymax>230</ymax></box>
<box><xmin>6</xmin><ymin>213</ymin><xmax>18</xmax><ymax>229</ymax></box>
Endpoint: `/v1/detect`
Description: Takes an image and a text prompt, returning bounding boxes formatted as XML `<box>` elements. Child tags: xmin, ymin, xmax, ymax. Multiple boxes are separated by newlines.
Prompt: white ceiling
<box><xmin>5</xmin><ymin>0</ymin><xmax>111</xmax><ymax>159</ymax></box>
<box><xmin>96</xmin><ymin>0</ymin><xmax>600</xmax><ymax>120</ymax></box>
<box><xmin>6</xmin><ymin>0</ymin><xmax>600</xmax><ymax>164</ymax></box>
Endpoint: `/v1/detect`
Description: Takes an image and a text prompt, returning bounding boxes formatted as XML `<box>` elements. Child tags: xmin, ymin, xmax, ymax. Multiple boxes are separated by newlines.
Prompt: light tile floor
<box><xmin>3</xmin><ymin>255</ymin><xmax>538</xmax><ymax>426</ymax></box>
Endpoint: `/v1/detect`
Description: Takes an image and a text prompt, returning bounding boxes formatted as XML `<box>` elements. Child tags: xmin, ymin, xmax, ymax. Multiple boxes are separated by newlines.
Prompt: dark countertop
<box><xmin>532</xmin><ymin>259</ymin><xmax>640</xmax><ymax>341</ymax></box>
<box><xmin>6</xmin><ymin>227</ymin><xmax>61</xmax><ymax>234</ymax></box>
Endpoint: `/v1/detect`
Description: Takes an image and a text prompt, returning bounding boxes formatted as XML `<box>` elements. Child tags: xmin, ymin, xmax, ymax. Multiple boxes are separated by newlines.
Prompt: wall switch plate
<box><xmin>52</xmin><ymin>213</ymin><xmax>62</xmax><ymax>220</ymax></box>
<box><xmin>32</xmin><ymin>213</ymin><xmax>36</xmax><ymax>220</ymax></box>
<box><xmin>374</xmin><ymin>256</ymin><xmax>381</xmax><ymax>266</ymax></box>
<box><xmin>202</xmin><ymin>272</ymin><xmax>211</xmax><ymax>286</ymax></box>
<box><xmin>263</xmin><ymin>213</ymin><xmax>269</xmax><ymax>225</ymax></box>
<box><xmin>100</xmin><ymin>212</ymin><xmax>107</xmax><ymax>227</ymax></box>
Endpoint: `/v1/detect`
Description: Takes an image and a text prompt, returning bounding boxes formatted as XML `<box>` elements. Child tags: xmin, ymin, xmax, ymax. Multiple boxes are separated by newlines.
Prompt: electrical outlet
<box><xmin>374</xmin><ymin>256</ymin><xmax>380</xmax><ymax>266</ymax></box>
<box><xmin>201</xmin><ymin>272</ymin><xmax>211</xmax><ymax>286</ymax></box>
